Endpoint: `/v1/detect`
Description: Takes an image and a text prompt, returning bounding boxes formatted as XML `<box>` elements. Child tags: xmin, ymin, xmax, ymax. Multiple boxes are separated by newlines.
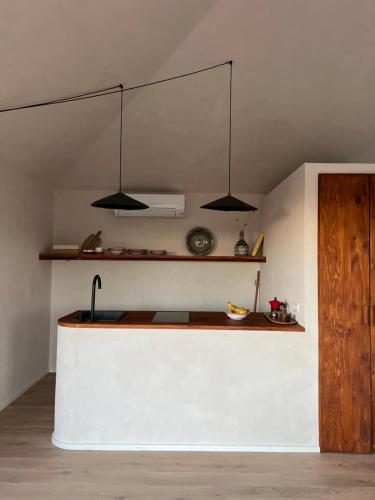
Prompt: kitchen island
<box><xmin>53</xmin><ymin>311</ymin><xmax>317</xmax><ymax>452</ymax></box>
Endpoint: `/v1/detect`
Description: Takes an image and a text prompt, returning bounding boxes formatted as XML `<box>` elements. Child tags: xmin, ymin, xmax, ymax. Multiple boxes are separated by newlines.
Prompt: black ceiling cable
<box><xmin>123</xmin><ymin>61</ymin><xmax>229</xmax><ymax>92</ymax></box>
<box><xmin>0</xmin><ymin>85</ymin><xmax>123</xmax><ymax>113</ymax></box>
<box><xmin>0</xmin><ymin>61</ymin><xmax>230</xmax><ymax>114</ymax></box>
<box><xmin>46</xmin><ymin>84</ymin><xmax>122</xmax><ymax>102</ymax></box>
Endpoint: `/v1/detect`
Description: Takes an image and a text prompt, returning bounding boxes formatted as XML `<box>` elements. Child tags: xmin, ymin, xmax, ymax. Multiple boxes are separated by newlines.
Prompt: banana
<box><xmin>227</xmin><ymin>302</ymin><xmax>249</xmax><ymax>315</ymax></box>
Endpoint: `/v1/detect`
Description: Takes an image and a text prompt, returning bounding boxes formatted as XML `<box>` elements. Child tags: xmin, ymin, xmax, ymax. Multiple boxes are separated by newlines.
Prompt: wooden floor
<box><xmin>1</xmin><ymin>375</ymin><xmax>375</xmax><ymax>500</ymax></box>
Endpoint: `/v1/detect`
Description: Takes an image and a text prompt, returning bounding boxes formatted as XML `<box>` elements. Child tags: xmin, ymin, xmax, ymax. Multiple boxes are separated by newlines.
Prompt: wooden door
<box><xmin>319</xmin><ymin>174</ymin><xmax>372</xmax><ymax>453</ymax></box>
<box><xmin>370</xmin><ymin>176</ymin><xmax>375</xmax><ymax>452</ymax></box>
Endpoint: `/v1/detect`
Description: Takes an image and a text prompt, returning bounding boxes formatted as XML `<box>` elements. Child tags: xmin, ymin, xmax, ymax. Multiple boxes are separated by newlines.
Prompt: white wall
<box><xmin>265</xmin><ymin>162</ymin><xmax>375</xmax><ymax>334</ymax></box>
<box><xmin>0</xmin><ymin>167</ymin><xmax>52</xmax><ymax>410</ymax></box>
<box><xmin>259</xmin><ymin>166</ymin><xmax>317</xmax><ymax>447</ymax></box>
<box><xmin>259</xmin><ymin>162</ymin><xmax>375</xmax><ymax>450</ymax></box>
<box><xmin>259</xmin><ymin>167</ymin><xmax>305</xmax><ymax>324</ymax></box>
<box><xmin>52</xmin><ymin>191</ymin><xmax>262</xmax><ymax>254</ymax></box>
<box><xmin>49</xmin><ymin>191</ymin><xmax>262</xmax><ymax>370</ymax></box>
<box><xmin>49</xmin><ymin>164</ymin><xmax>375</xmax><ymax>447</ymax></box>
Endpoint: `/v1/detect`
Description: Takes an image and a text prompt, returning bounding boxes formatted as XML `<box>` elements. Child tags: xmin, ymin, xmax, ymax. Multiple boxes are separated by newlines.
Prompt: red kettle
<box><xmin>269</xmin><ymin>297</ymin><xmax>285</xmax><ymax>311</ymax></box>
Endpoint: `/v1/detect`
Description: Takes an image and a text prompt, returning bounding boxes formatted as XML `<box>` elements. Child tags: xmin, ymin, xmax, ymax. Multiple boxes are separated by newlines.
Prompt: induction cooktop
<box><xmin>152</xmin><ymin>311</ymin><xmax>190</xmax><ymax>323</ymax></box>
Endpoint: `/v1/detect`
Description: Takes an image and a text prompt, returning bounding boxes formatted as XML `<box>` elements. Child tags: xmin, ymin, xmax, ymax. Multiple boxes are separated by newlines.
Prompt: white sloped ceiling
<box><xmin>2</xmin><ymin>0</ymin><xmax>375</xmax><ymax>193</ymax></box>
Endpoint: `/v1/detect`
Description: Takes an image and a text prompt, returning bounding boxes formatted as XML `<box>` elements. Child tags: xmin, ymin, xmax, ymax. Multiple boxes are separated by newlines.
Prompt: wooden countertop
<box><xmin>58</xmin><ymin>311</ymin><xmax>305</xmax><ymax>332</ymax></box>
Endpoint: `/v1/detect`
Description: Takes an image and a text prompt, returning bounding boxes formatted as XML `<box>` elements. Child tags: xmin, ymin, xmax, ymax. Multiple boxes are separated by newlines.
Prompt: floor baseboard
<box><xmin>52</xmin><ymin>435</ymin><xmax>320</xmax><ymax>453</ymax></box>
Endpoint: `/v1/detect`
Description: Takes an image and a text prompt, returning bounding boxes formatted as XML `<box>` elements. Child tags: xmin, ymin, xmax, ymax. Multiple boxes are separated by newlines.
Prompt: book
<box><xmin>251</xmin><ymin>233</ymin><xmax>264</xmax><ymax>256</ymax></box>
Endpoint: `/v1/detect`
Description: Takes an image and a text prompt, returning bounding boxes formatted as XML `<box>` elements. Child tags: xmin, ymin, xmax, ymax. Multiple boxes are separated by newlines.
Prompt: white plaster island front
<box><xmin>52</xmin><ymin>311</ymin><xmax>317</xmax><ymax>452</ymax></box>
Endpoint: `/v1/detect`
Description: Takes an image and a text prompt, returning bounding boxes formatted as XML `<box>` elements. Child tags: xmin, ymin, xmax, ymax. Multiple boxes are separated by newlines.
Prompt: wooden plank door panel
<box><xmin>370</xmin><ymin>176</ymin><xmax>375</xmax><ymax>452</ymax></box>
<box><xmin>319</xmin><ymin>174</ymin><xmax>371</xmax><ymax>453</ymax></box>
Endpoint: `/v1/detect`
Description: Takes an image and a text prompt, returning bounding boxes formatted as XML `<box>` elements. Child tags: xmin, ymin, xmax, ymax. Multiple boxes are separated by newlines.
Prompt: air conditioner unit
<box><xmin>114</xmin><ymin>193</ymin><xmax>185</xmax><ymax>218</ymax></box>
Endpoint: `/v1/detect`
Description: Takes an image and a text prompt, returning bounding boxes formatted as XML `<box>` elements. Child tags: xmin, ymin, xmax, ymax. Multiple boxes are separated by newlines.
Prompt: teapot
<box><xmin>269</xmin><ymin>297</ymin><xmax>286</xmax><ymax>312</ymax></box>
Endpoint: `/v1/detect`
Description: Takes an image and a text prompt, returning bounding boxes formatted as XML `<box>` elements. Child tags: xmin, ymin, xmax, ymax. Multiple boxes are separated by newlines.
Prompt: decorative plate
<box><xmin>186</xmin><ymin>227</ymin><xmax>215</xmax><ymax>256</ymax></box>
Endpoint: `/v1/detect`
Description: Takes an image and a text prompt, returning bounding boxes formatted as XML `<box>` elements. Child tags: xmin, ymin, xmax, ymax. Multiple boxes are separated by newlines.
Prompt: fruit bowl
<box><xmin>226</xmin><ymin>302</ymin><xmax>249</xmax><ymax>320</ymax></box>
<box><xmin>226</xmin><ymin>312</ymin><xmax>249</xmax><ymax>321</ymax></box>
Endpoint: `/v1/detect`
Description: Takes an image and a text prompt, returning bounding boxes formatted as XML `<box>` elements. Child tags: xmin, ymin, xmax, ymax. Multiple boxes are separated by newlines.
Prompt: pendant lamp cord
<box><xmin>0</xmin><ymin>85</ymin><xmax>123</xmax><ymax>113</ymax></box>
<box><xmin>0</xmin><ymin>61</ymin><xmax>231</xmax><ymax>113</ymax></box>
<box><xmin>119</xmin><ymin>86</ymin><xmax>124</xmax><ymax>192</ymax></box>
<box><xmin>123</xmin><ymin>61</ymin><xmax>229</xmax><ymax>92</ymax></box>
<box><xmin>228</xmin><ymin>61</ymin><xmax>233</xmax><ymax>195</ymax></box>
<box><xmin>0</xmin><ymin>60</ymin><xmax>233</xmax><ymax>196</ymax></box>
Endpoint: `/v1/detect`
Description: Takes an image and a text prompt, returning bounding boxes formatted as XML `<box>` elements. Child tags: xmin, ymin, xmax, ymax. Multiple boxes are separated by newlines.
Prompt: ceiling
<box><xmin>1</xmin><ymin>0</ymin><xmax>375</xmax><ymax>193</ymax></box>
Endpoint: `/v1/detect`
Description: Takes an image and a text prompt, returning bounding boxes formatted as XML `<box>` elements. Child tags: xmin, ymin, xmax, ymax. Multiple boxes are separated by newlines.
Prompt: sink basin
<box><xmin>74</xmin><ymin>310</ymin><xmax>126</xmax><ymax>322</ymax></box>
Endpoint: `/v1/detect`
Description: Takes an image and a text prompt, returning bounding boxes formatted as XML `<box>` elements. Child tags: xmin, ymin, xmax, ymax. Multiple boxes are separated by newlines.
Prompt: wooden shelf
<box><xmin>39</xmin><ymin>251</ymin><xmax>266</xmax><ymax>263</ymax></box>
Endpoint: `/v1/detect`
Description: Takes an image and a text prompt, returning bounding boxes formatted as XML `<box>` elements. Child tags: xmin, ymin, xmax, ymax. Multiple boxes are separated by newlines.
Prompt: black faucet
<box><xmin>90</xmin><ymin>274</ymin><xmax>102</xmax><ymax>321</ymax></box>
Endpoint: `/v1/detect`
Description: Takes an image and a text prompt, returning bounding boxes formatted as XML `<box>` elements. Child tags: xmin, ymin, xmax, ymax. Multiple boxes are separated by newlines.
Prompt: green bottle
<box><xmin>235</xmin><ymin>229</ymin><xmax>249</xmax><ymax>256</ymax></box>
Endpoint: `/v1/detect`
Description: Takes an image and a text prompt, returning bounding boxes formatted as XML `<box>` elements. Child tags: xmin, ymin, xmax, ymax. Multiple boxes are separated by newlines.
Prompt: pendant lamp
<box><xmin>92</xmin><ymin>87</ymin><xmax>148</xmax><ymax>210</ymax></box>
<box><xmin>201</xmin><ymin>62</ymin><xmax>257</xmax><ymax>212</ymax></box>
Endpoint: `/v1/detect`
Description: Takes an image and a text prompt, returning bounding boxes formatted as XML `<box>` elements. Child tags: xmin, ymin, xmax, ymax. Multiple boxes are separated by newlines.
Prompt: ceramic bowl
<box><xmin>127</xmin><ymin>249</ymin><xmax>148</xmax><ymax>255</ymax></box>
<box><xmin>226</xmin><ymin>312</ymin><xmax>249</xmax><ymax>321</ymax></box>
<box><xmin>108</xmin><ymin>247</ymin><xmax>125</xmax><ymax>255</ymax></box>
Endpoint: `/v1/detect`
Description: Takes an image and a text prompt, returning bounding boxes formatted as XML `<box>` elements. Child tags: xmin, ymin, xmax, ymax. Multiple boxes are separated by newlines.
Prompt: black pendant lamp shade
<box><xmin>91</xmin><ymin>191</ymin><xmax>148</xmax><ymax>210</ymax></box>
<box><xmin>201</xmin><ymin>194</ymin><xmax>257</xmax><ymax>212</ymax></box>
<box><xmin>92</xmin><ymin>87</ymin><xmax>148</xmax><ymax>210</ymax></box>
<box><xmin>201</xmin><ymin>62</ymin><xmax>258</xmax><ymax>212</ymax></box>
